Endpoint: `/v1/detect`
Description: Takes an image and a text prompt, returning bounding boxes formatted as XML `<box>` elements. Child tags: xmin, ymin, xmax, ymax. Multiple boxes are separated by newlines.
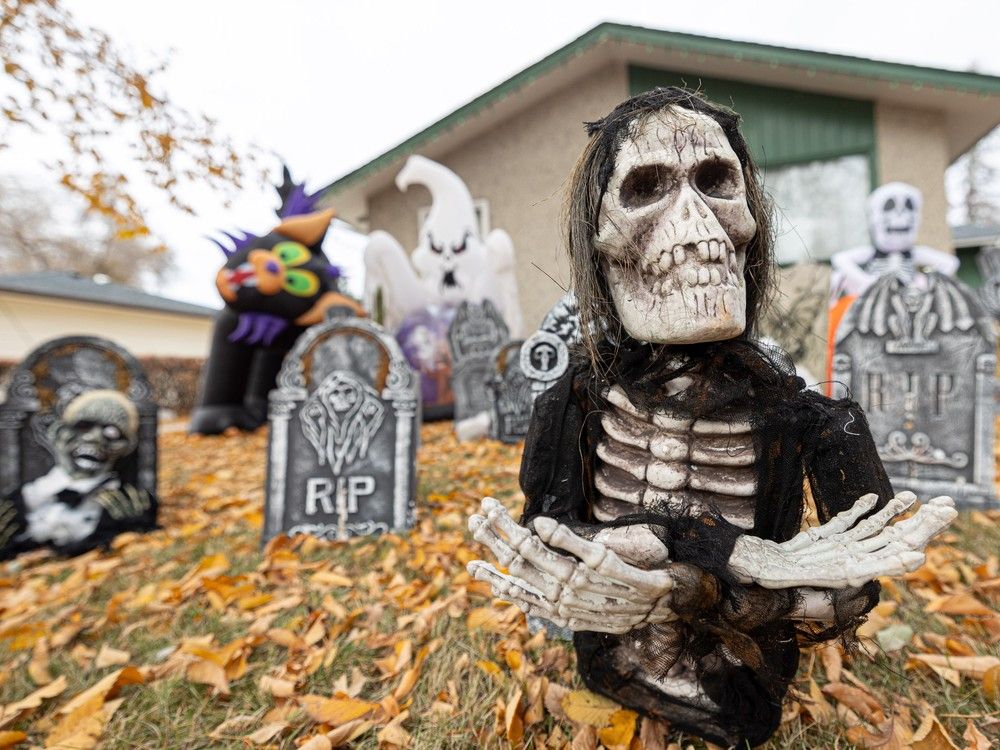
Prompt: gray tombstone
<box><xmin>833</xmin><ymin>273</ymin><xmax>997</xmax><ymax>508</ymax></box>
<box><xmin>447</xmin><ymin>300</ymin><xmax>509</xmax><ymax>422</ymax></box>
<box><xmin>522</xmin><ymin>293</ymin><xmax>580</xmax><ymax>398</ymax></box>
<box><xmin>487</xmin><ymin>340</ymin><xmax>532</xmax><ymax>443</ymax></box>
<box><xmin>976</xmin><ymin>244</ymin><xmax>1000</xmax><ymax>319</ymax></box>
<box><xmin>264</xmin><ymin>317</ymin><xmax>420</xmax><ymax>542</ymax></box>
<box><xmin>0</xmin><ymin>336</ymin><xmax>157</xmax><ymax>498</ymax></box>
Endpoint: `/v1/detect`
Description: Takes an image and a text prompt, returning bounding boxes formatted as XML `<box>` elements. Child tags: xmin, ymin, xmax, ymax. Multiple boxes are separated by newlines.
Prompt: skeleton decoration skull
<box><xmin>1</xmin><ymin>389</ymin><xmax>157</xmax><ymax>559</ymax></box>
<box><xmin>595</xmin><ymin>109</ymin><xmax>756</xmax><ymax>344</ymax></box>
<box><xmin>830</xmin><ymin>182</ymin><xmax>958</xmax><ymax>299</ymax></box>
<box><xmin>467</xmin><ymin>88</ymin><xmax>956</xmax><ymax>748</ymax></box>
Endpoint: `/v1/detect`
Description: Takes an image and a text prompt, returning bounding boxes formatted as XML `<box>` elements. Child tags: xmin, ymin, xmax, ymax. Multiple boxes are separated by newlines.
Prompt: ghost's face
<box><xmin>594</xmin><ymin>108</ymin><xmax>757</xmax><ymax>344</ymax></box>
<box><xmin>49</xmin><ymin>391</ymin><xmax>138</xmax><ymax>478</ymax></box>
<box><xmin>868</xmin><ymin>182</ymin><xmax>921</xmax><ymax>253</ymax></box>
<box><xmin>412</xmin><ymin>229</ymin><xmax>486</xmax><ymax>303</ymax></box>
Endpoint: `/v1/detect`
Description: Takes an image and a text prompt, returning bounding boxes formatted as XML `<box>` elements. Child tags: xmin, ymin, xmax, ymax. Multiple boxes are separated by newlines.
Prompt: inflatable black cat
<box><xmin>190</xmin><ymin>169</ymin><xmax>363</xmax><ymax>434</ymax></box>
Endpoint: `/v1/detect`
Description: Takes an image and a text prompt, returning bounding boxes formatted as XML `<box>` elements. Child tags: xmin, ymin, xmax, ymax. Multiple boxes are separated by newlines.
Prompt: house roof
<box><xmin>0</xmin><ymin>271</ymin><xmax>218</xmax><ymax>317</ymax></box>
<box><xmin>320</xmin><ymin>22</ymin><xmax>1000</xmax><ymax>204</ymax></box>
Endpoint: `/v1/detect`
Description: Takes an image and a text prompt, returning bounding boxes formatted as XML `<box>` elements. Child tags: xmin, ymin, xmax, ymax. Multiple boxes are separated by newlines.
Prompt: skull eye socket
<box><xmin>102</xmin><ymin>425</ymin><xmax>122</xmax><ymax>440</ymax></box>
<box><xmin>619</xmin><ymin>164</ymin><xmax>672</xmax><ymax>209</ymax></box>
<box><xmin>884</xmin><ymin>198</ymin><xmax>896</xmax><ymax>212</ymax></box>
<box><xmin>904</xmin><ymin>197</ymin><xmax>915</xmax><ymax>211</ymax></box>
<box><xmin>694</xmin><ymin>159</ymin><xmax>739</xmax><ymax>199</ymax></box>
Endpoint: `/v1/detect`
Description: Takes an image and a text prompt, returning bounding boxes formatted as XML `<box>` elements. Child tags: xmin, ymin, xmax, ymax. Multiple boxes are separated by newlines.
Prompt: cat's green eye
<box><xmin>283</xmin><ymin>269</ymin><xmax>319</xmax><ymax>297</ymax></box>
<box><xmin>274</xmin><ymin>241</ymin><xmax>310</xmax><ymax>267</ymax></box>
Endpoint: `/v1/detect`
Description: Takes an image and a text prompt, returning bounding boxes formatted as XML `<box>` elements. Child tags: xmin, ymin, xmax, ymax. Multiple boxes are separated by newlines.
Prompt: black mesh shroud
<box><xmin>519</xmin><ymin>338</ymin><xmax>892</xmax><ymax>748</ymax></box>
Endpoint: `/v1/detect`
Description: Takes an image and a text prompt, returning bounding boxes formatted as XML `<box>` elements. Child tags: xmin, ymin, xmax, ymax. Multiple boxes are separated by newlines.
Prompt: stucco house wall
<box><xmin>367</xmin><ymin>63</ymin><xmax>629</xmax><ymax>330</ymax></box>
<box><xmin>875</xmin><ymin>102</ymin><xmax>952</xmax><ymax>251</ymax></box>
<box><xmin>0</xmin><ymin>292</ymin><xmax>215</xmax><ymax>360</ymax></box>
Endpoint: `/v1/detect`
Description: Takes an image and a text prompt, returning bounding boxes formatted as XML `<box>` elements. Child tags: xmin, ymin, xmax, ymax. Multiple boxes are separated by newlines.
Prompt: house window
<box><xmin>416</xmin><ymin>199</ymin><xmax>492</xmax><ymax>238</ymax></box>
<box><xmin>767</xmin><ymin>154</ymin><xmax>872</xmax><ymax>264</ymax></box>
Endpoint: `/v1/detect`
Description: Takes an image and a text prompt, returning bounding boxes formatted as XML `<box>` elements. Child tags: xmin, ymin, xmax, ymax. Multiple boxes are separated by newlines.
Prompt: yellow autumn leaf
<box><xmin>911</xmin><ymin>712</ymin><xmax>959</xmax><ymax>750</ymax></box>
<box><xmin>597</xmin><ymin>709</ymin><xmax>638</xmax><ymax>749</ymax></box>
<box><xmin>0</xmin><ymin>731</ymin><xmax>27</xmax><ymax>748</ymax></box>
<box><xmin>561</xmin><ymin>690</ymin><xmax>621</xmax><ymax>727</ymax></box>
<box><xmin>0</xmin><ymin>676</ymin><xmax>68</xmax><ymax>729</ymax></box>
<box><xmin>298</xmin><ymin>695</ymin><xmax>378</xmax><ymax>725</ymax></box>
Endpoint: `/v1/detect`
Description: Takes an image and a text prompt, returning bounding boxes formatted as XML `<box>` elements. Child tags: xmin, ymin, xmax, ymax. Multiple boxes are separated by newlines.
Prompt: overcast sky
<box><xmin>3</xmin><ymin>0</ymin><xmax>1000</xmax><ymax>306</ymax></box>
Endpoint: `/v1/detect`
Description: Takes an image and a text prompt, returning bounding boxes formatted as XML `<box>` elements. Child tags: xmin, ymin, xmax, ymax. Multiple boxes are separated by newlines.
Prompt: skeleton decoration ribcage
<box><xmin>595</xmin><ymin>384</ymin><xmax>757</xmax><ymax>530</ymax></box>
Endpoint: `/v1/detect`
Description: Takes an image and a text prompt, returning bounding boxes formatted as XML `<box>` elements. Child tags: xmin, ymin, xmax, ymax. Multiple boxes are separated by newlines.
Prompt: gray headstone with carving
<box><xmin>447</xmin><ymin>300</ymin><xmax>509</xmax><ymax>422</ymax></box>
<box><xmin>833</xmin><ymin>273</ymin><xmax>996</xmax><ymax>508</ymax></box>
<box><xmin>0</xmin><ymin>336</ymin><xmax>157</xmax><ymax>498</ymax></box>
<box><xmin>521</xmin><ymin>293</ymin><xmax>580</xmax><ymax>399</ymax></box>
<box><xmin>487</xmin><ymin>340</ymin><xmax>532</xmax><ymax>443</ymax></box>
<box><xmin>977</xmin><ymin>244</ymin><xmax>1000</xmax><ymax>319</ymax></box>
<box><xmin>263</xmin><ymin>316</ymin><xmax>420</xmax><ymax>542</ymax></box>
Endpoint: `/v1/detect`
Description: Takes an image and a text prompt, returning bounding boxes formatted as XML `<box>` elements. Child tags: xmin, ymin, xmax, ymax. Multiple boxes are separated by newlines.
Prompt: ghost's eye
<box><xmin>274</xmin><ymin>241</ymin><xmax>311</xmax><ymax>267</ymax></box>
<box><xmin>884</xmin><ymin>198</ymin><xmax>896</xmax><ymax>212</ymax></box>
<box><xmin>283</xmin><ymin>269</ymin><xmax>319</xmax><ymax>297</ymax></box>
<box><xmin>428</xmin><ymin>236</ymin><xmax>444</xmax><ymax>254</ymax></box>
<box><xmin>904</xmin><ymin>197</ymin><xmax>914</xmax><ymax>211</ymax></box>
<box><xmin>102</xmin><ymin>425</ymin><xmax>122</xmax><ymax>440</ymax></box>
<box><xmin>695</xmin><ymin>159</ymin><xmax>739</xmax><ymax>200</ymax></box>
<box><xmin>453</xmin><ymin>236</ymin><xmax>467</xmax><ymax>255</ymax></box>
<box><xmin>620</xmin><ymin>164</ymin><xmax>672</xmax><ymax>209</ymax></box>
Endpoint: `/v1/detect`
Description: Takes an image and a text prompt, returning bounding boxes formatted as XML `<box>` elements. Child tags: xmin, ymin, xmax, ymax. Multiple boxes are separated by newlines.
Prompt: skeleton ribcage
<box><xmin>594</xmin><ymin>385</ymin><xmax>758</xmax><ymax>530</ymax></box>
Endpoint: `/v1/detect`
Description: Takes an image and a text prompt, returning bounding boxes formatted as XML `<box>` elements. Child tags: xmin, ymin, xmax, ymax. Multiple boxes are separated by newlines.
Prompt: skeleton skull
<box><xmin>49</xmin><ymin>390</ymin><xmax>139</xmax><ymax>479</ymax></box>
<box><xmin>328</xmin><ymin>378</ymin><xmax>361</xmax><ymax>414</ymax></box>
<box><xmin>867</xmin><ymin>182</ymin><xmax>921</xmax><ymax>254</ymax></box>
<box><xmin>595</xmin><ymin>108</ymin><xmax>757</xmax><ymax>344</ymax></box>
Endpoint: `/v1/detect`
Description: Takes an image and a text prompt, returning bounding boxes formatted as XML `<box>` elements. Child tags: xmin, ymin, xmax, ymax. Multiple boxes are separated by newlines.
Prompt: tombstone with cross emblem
<box><xmin>447</xmin><ymin>300</ymin><xmax>509</xmax><ymax>423</ymax></box>
<box><xmin>264</xmin><ymin>316</ymin><xmax>420</xmax><ymax>542</ymax></box>
<box><xmin>833</xmin><ymin>272</ymin><xmax>996</xmax><ymax>508</ymax></box>
<box><xmin>521</xmin><ymin>293</ymin><xmax>581</xmax><ymax>399</ymax></box>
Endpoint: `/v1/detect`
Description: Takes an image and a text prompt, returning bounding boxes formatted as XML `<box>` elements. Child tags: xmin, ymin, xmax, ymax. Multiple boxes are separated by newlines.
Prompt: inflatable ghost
<box><xmin>190</xmin><ymin>168</ymin><xmax>363</xmax><ymax>435</ymax></box>
<box><xmin>364</xmin><ymin>156</ymin><xmax>522</xmax><ymax>336</ymax></box>
<box><xmin>831</xmin><ymin>182</ymin><xmax>959</xmax><ymax>299</ymax></box>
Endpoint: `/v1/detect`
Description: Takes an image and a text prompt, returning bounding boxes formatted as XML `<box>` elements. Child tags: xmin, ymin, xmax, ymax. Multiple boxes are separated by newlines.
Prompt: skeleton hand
<box><xmin>467</xmin><ymin>497</ymin><xmax>677</xmax><ymax>634</ymax></box>
<box><xmin>728</xmin><ymin>492</ymin><xmax>956</xmax><ymax>589</ymax></box>
<box><xmin>95</xmin><ymin>486</ymin><xmax>151</xmax><ymax>521</ymax></box>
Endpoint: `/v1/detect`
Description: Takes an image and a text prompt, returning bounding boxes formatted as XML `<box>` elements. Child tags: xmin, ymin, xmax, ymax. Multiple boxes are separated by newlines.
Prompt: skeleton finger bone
<box><xmin>781</xmin><ymin>493</ymin><xmax>879</xmax><ymax>552</ymax></box>
<box><xmin>837</xmin><ymin>491</ymin><xmax>917</xmax><ymax>542</ymax></box>
<box><xmin>533</xmin><ymin>516</ymin><xmax>675</xmax><ymax>597</ymax></box>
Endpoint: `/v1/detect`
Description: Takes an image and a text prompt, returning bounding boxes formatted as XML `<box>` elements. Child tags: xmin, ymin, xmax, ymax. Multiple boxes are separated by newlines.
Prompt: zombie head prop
<box><xmin>191</xmin><ymin>167</ymin><xmax>365</xmax><ymax>435</ymax></box>
<box><xmin>867</xmin><ymin>182</ymin><xmax>921</xmax><ymax>254</ymax></box>
<box><xmin>567</xmin><ymin>88</ymin><xmax>772</xmax><ymax>350</ymax></box>
<box><xmin>468</xmin><ymin>88</ymin><xmax>955</xmax><ymax>748</ymax></box>
<box><xmin>49</xmin><ymin>390</ymin><xmax>138</xmax><ymax>478</ymax></box>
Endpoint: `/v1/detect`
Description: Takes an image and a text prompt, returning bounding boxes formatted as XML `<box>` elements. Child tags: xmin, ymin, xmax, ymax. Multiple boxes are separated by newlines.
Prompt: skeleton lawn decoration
<box><xmin>363</xmin><ymin>155</ymin><xmax>523</xmax><ymax>336</ymax></box>
<box><xmin>830</xmin><ymin>182</ymin><xmax>959</xmax><ymax>299</ymax></box>
<box><xmin>467</xmin><ymin>89</ymin><xmax>957</xmax><ymax>748</ymax></box>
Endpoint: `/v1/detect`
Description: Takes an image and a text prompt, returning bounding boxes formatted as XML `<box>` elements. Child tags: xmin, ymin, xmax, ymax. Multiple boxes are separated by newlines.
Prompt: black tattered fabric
<box><xmin>519</xmin><ymin>338</ymin><xmax>892</xmax><ymax>748</ymax></box>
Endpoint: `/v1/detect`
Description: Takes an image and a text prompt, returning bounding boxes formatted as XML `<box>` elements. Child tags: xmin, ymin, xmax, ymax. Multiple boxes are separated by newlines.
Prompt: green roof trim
<box><xmin>320</xmin><ymin>22</ymin><xmax>1000</xmax><ymax>199</ymax></box>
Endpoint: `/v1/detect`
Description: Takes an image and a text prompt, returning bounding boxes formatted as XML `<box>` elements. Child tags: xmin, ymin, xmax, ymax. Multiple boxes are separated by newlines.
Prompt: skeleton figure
<box><xmin>364</xmin><ymin>155</ymin><xmax>522</xmax><ymax>336</ymax></box>
<box><xmin>468</xmin><ymin>89</ymin><xmax>956</xmax><ymax>748</ymax></box>
<box><xmin>831</xmin><ymin>182</ymin><xmax>959</xmax><ymax>299</ymax></box>
<box><xmin>0</xmin><ymin>390</ymin><xmax>157</xmax><ymax>559</ymax></box>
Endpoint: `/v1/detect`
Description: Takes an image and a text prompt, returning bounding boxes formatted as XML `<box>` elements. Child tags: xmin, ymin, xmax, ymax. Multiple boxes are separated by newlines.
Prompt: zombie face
<box><xmin>49</xmin><ymin>390</ymin><xmax>138</xmax><ymax>478</ymax></box>
<box><xmin>867</xmin><ymin>182</ymin><xmax>921</xmax><ymax>253</ymax></box>
<box><xmin>593</xmin><ymin>108</ymin><xmax>757</xmax><ymax>344</ymax></box>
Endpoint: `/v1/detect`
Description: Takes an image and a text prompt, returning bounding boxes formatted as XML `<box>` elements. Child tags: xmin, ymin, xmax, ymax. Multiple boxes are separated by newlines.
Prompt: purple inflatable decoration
<box><xmin>396</xmin><ymin>304</ymin><xmax>456</xmax><ymax>420</ymax></box>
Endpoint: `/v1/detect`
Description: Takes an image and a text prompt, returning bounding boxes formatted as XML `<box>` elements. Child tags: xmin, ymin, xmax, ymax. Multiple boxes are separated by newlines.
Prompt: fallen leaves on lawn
<box><xmin>0</xmin><ymin>422</ymin><xmax>997</xmax><ymax>749</ymax></box>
